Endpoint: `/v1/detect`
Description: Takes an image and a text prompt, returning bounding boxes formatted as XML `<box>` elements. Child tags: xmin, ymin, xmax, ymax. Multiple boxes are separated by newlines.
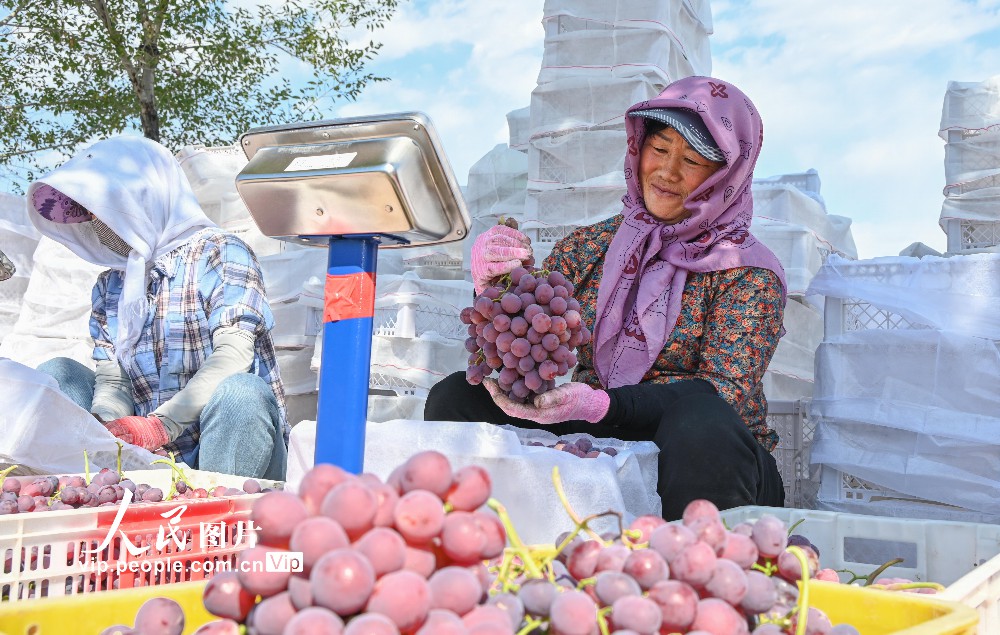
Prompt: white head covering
<box><xmin>26</xmin><ymin>135</ymin><xmax>216</xmax><ymax>367</ymax></box>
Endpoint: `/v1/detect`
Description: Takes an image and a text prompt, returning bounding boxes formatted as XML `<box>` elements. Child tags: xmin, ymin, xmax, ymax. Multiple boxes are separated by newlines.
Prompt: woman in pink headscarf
<box><xmin>426</xmin><ymin>76</ymin><xmax>787</xmax><ymax>520</ymax></box>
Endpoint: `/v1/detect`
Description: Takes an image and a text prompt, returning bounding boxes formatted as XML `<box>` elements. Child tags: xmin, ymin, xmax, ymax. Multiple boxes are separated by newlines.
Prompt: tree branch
<box><xmin>0</xmin><ymin>141</ymin><xmax>77</xmax><ymax>161</ymax></box>
<box><xmin>0</xmin><ymin>0</ymin><xmax>39</xmax><ymax>30</ymax></box>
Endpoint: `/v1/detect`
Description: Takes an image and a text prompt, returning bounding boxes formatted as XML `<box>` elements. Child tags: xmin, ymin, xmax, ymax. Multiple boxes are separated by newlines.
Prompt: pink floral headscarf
<box><xmin>592</xmin><ymin>76</ymin><xmax>787</xmax><ymax>389</ymax></box>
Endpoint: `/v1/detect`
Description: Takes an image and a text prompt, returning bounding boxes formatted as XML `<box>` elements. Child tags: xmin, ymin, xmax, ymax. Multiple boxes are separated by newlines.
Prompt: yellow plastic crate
<box><xmin>809</xmin><ymin>581</ymin><xmax>977</xmax><ymax>635</ymax></box>
<box><xmin>0</xmin><ymin>579</ymin><xmax>978</xmax><ymax>634</ymax></box>
<box><xmin>0</xmin><ymin>581</ymin><xmax>212</xmax><ymax>634</ymax></box>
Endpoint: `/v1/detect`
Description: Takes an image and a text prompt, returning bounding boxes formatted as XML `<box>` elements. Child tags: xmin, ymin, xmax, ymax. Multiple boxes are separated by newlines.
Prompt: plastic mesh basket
<box><xmin>0</xmin><ymin>470</ymin><xmax>273</xmax><ymax>602</ymax></box>
<box><xmin>944</xmin><ymin>218</ymin><xmax>1000</xmax><ymax>252</ymax></box>
<box><xmin>767</xmin><ymin>399</ymin><xmax>818</xmax><ymax>509</ymax></box>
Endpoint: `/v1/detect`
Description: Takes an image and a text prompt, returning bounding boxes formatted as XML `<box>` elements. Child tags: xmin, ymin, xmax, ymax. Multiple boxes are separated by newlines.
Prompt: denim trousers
<box><xmin>37</xmin><ymin>357</ymin><xmax>287</xmax><ymax>480</ymax></box>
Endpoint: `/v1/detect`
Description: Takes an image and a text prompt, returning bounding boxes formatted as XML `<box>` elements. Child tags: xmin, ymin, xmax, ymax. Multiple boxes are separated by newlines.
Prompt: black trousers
<box><xmin>424</xmin><ymin>372</ymin><xmax>784</xmax><ymax>521</ymax></box>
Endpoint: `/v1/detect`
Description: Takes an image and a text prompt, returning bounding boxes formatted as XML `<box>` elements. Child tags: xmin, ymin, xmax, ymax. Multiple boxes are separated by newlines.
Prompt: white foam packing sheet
<box><xmin>258</xmin><ymin>249</ymin><xmax>329</xmax><ymax>304</ymax></box>
<box><xmin>275</xmin><ymin>345</ymin><xmax>319</xmax><ymax>396</ymax></box>
<box><xmin>764</xmin><ymin>298</ymin><xmax>823</xmax><ymax>400</ymax></box>
<box><xmin>941</xmin><ymin>195</ymin><xmax>1000</xmax><ymax>226</ymax></box>
<box><xmin>809</xmin><ymin>328</ymin><xmax>1000</xmax><ymax>515</ymax></box>
<box><xmin>806</xmin><ymin>253</ymin><xmax>1000</xmax><ymax>341</ymax></box>
<box><xmin>541</xmin><ymin>0</ymin><xmax>711</xmax><ymax>74</ymax></box>
<box><xmin>285</xmin><ymin>418</ymin><xmax>661</xmax><ymax>545</ymax></box>
<box><xmin>524</xmin><ymin>183</ymin><xmax>625</xmax><ymax>230</ymax></box>
<box><xmin>269</xmin><ymin>299</ymin><xmax>322</xmax><ymax>349</ymax></box>
<box><xmin>537</xmin><ymin>25</ymin><xmax>697</xmax><ymax>87</ymax></box>
<box><xmin>938</xmin><ymin>74</ymin><xmax>1000</xmax><ymax>136</ymax></box>
<box><xmin>466</xmin><ymin>144</ymin><xmax>529</xmax><ymax>214</ymax></box>
<box><xmin>944</xmin><ymin>129</ymin><xmax>1000</xmax><ymax>185</ymax></box>
<box><xmin>529</xmin><ymin>127</ymin><xmax>626</xmax><ymax>186</ymax></box>
<box><xmin>529</xmin><ymin>71</ymin><xmax>667</xmax><ymax>138</ymax></box>
<box><xmin>507</xmin><ymin>107</ymin><xmax>532</xmax><ymax>151</ymax></box>
<box><xmin>751</xmin><ymin>220</ymin><xmax>831</xmax><ymax>296</ymax></box>
<box><xmin>175</xmin><ymin>144</ymin><xmax>249</xmax><ymax>209</ymax></box>
<box><xmin>751</xmin><ymin>183</ymin><xmax>858</xmax><ymax>259</ymax></box>
<box><xmin>0</xmin><ymin>237</ymin><xmax>105</xmax><ymax>369</ymax></box>
<box><xmin>368</xmin><ymin>393</ymin><xmax>428</xmax><ymax>423</ymax></box>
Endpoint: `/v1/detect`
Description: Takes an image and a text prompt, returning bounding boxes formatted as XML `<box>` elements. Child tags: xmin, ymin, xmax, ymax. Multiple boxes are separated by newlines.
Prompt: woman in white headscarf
<box><xmin>29</xmin><ymin>135</ymin><xmax>288</xmax><ymax>480</ymax></box>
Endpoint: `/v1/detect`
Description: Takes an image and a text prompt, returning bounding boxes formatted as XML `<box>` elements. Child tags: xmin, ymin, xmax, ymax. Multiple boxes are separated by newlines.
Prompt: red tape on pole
<box><xmin>324</xmin><ymin>271</ymin><xmax>376</xmax><ymax>322</ymax></box>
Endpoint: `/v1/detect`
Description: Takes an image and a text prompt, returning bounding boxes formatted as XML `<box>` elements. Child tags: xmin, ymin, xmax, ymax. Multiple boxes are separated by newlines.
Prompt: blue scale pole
<box><xmin>315</xmin><ymin>236</ymin><xmax>379</xmax><ymax>473</ymax></box>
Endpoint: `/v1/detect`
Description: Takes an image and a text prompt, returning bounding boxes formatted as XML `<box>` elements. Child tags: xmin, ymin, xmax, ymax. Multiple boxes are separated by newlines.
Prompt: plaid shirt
<box><xmin>90</xmin><ymin>228</ymin><xmax>288</xmax><ymax>457</ymax></box>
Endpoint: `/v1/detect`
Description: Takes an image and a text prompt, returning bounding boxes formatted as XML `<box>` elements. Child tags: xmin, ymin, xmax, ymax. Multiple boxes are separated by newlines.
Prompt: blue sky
<box><xmin>324</xmin><ymin>0</ymin><xmax>1000</xmax><ymax>259</ymax></box>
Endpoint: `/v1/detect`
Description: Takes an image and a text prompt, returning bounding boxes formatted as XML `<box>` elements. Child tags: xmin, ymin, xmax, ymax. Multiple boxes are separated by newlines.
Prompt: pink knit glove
<box><xmin>483</xmin><ymin>380</ymin><xmax>610</xmax><ymax>425</ymax></box>
<box><xmin>471</xmin><ymin>225</ymin><xmax>533</xmax><ymax>294</ymax></box>
<box><xmin>104</xmin><ymin>415</ymin><xmax>169</xmax><ymax>451</ymax></box>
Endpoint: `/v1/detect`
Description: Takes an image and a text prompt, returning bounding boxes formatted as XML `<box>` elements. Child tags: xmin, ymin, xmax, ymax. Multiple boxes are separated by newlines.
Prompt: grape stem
<box><xmin>752</xmin><ymin>559</ymin><xmax>778</xmax><ymax>576</ymax></box>
<box><xmin>871</xmin><ymin>581</ymin><xmax>945</xmax><ymax>593</ymax></box>
<box><xmin>862</xmin><ymin>558</ymin><xmax>905</xmax><ymax>586</ymax></box>
<box><xmin>516</xmin><ymin>617</ymin><xmax>544</xmax><ymax>635</ymax></box>
<box><xmin>596</xmin><ymin>605</ymin><xmax>612</xmax><ymax>635</ymax></box>
<box><xmin>787</xmin><ymin>546</ymin><xmax>811</xmax><ymax>635</ymax></box>
<box><xmin>551</xmin><ymin>466</ymin><xmax>608</xmax><ymax>543</ymax></box>
<box><xmin>150</xmin><ymin>452</ymin><xmax>195</xmax><ymax>499</ymax></box>
<box><xmin>83</xmin><ymin>449</ymin><xmax>91</xmax><ymax>485</ymax></box>
<box><xmin>116</xmin><ymin>440</ymin><xmax>124</xmax><ymax>478</ymax></box>
<box><xmin>487</xmin><ymin>497</ymin><xmax>544</xmax><ymax>579</ymax></box>
<box><xmin>0</xmin><ymin>464</ymin><xmax>18</xmax><ymax>489</ymax></box>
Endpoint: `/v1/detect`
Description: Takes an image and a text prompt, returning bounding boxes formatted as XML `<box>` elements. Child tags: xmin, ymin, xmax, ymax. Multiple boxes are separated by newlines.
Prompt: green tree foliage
<box><xmin>0</xmin><ymin>0</ymin><xmax>400</xmax><ymax>190</ymax></box>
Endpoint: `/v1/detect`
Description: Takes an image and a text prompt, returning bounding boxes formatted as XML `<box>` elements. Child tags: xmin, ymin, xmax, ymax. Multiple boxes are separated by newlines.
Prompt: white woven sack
<box><xmin>285</xmin><ymin>418</ymin><xmax>661</xmax><ymax>545</ymax></box>
<box><xmin>0</xmin><ymin>359</ymin><xmax>164</xmax><ymax>474</ymax></box>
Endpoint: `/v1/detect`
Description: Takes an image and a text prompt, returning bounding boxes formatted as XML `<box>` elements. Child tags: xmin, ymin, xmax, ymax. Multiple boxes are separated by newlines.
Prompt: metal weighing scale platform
<box><xmin>235</xmin><ymin>112</ymin><xmax>471</xmax><ymax>473</ymax></box>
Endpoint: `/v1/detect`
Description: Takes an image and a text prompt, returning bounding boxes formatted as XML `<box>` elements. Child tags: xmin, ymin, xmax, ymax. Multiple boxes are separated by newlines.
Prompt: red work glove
<box><xmin>471</xmin><ymin>224</ymin><xmax>533</xmax><ymax>294</ymax></box>
<box><xmin>483</xmin><ymin>379</ymin><xmax>610</xmax><ymax>425</ymax></box>
<box><xmin>104</xmin><ymin>415</ymin><xmax>169</xmax><ymax>451</ymax></box>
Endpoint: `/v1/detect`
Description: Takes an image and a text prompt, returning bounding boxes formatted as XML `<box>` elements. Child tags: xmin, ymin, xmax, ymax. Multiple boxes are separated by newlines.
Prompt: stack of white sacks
<box><xmin>939</xmin><ymin>74</ymin><xmax>1000</xmax><ymax>253</ymax></box>
<box><xmin>175</xmin><ymin>146</ymin><xmax>473</xmax><ymax>427</ymax></box>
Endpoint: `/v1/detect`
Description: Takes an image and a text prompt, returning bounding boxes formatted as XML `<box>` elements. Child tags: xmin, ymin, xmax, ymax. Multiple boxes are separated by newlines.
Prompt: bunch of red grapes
<box><xmin>158</xmin><ymin>451</ymin><xmax>504</xmax><ymax>634</ymax></box>
<box><xmin>461</xmin><ymin>266</ymin><xmax>591</xmax><ymax>402</ymax></box>
<box><xmin>100</xmin><ymin>450</ymin><xmax>879</xmax><ymax>635</ymax></box>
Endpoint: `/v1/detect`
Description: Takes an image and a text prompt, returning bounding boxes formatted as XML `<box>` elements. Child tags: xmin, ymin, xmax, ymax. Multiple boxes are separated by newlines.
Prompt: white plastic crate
<box><xmin>815</xmin><ymin>464</ymin><xmax>1000</xmax><ymax>526</ymax></box>
<box><xmin>368</xmin><ymin>372</ymin><xmax>427</xmax><ymax>397</ymax></box>
<box><xmin>372</xmin><ymin>303</ymin><xmax>466</xmax><ymax>341</ymax></box>
<box><xmin>944</xmin><ymin>218</ymin><xmax>1000</xmax><ymax>252</ymax></box>
<box><xmin>719</xmin><ymin>505</ymin><xmax>1000</xmax><ymax>635</ymax></box>
<box><xmin>767</xmin><ymin>400</ymin><xmax>817</xmax><ymax>510</ymax></box>
<box><xmin>820</xmin><ymin>260</ymin><xmax>935</xmax><ymax>340</ymax></box>
<box><xmin>823</xmin><ymin>295</ymin><xmax>928</xmax><ymax>339</ymax></box>
<box><xmin>0</xmin><ymin>470</ymin><xmax>280</xmax><ymax>602</ymax></box>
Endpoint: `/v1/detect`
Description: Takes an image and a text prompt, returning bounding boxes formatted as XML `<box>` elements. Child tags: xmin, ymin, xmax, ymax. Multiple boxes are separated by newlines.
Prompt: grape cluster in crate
<box><xmin>92</xmin><ymin>449</ymin><xmax>895</xmax><ymax>635</ymax></box>
<box><xmin>0</xmin><ymin>461</ymin><xmax>268</xmax><ymax>515</ymax></box>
